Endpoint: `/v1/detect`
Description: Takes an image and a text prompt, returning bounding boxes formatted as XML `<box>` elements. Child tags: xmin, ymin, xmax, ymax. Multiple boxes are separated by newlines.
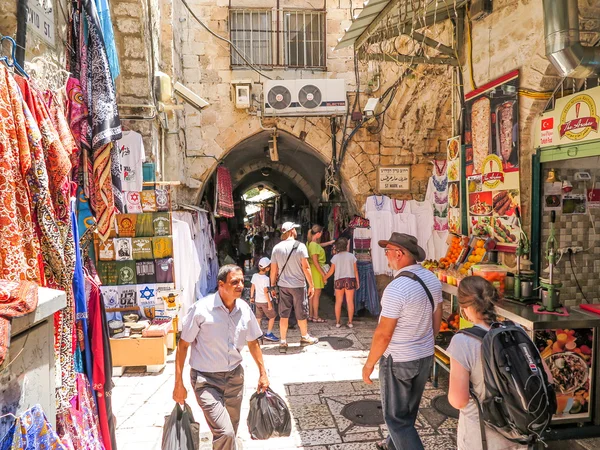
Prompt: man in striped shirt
<box><xmin>363</xmin><ymin>233</ymin><xmax>443</xmax><ymax>450</ymax></box>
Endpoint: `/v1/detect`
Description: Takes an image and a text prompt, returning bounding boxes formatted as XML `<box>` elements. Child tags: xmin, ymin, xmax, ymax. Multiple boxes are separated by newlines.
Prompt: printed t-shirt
<box><xmin>155</xmin><ymin>186</ymin><xmax>170</xmax><ymax>211</ymax></box>
<box><xmin>250</xmin><ymin>273</ymin><xmax>270</xmax><ymax>303</ymax></box>
<box><xmin>331</xmin><ymin>252</ymin><xmax>357</xmax><ymax>280</ymax></box>
<box><xmin>271</xmin><ymin>239</ymin><xmax>309</xmax><ymax>289</ymax></box>
<box><xmin>116</xmin><ymin>261</ymin><xmax>137</xmax><ymax>285</ymax></box>
<box><xmin>132</xmin><ymin>238</ymin><xmax>153</xmax><ymax>260</ymax></box>
<box><xmin>155</xmin><ymin>258</ymin><xmax>174</xmax><ymax>283</ymax></box>
<box><xmin>99</xmin><ymin>239</ymin><xmax>116</xmax><ymax>261</ymax></box>
<box><xmin>153</xmin><ymin>236</ymin><xmax>173</xmax><ymax>258</ymax></box>
<box><xmin>114</xmin><ymin>238</ymin><xmax>133</xmax><ymax>261</ymax></box>
<box><xmin>117</xmin><ymin>214</ymin><xmax>137</xmax><ymax>237</ymax></box>
<box><xmin>153</xmin><ymin>212</ymin><xmax>171</xmax><ymax>236</ymax></box>
<box><xmin>116</xmin><ymin>130</ymin><xmax>146</xmax><ymax>191</ymax></box>
<box><xmin>136</xmin><ymin>260</ymin><xmax>157</xmax><ymax>284</ymax></box>
<box><xmin>141</xmin><ymin>191</ymin><xmax>157</xmax><ymax>212</ymax></box>
<box><xmin>125</xmin><ymin>191</ymin><xmax>143</xmax><ymax>213</ymax></box>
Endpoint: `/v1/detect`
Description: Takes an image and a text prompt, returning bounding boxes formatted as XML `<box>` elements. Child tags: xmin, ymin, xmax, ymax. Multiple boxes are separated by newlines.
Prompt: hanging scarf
<box><xmin>215</xmin><ymin>166</ymin><xmax>234</xmax><ymax>218</ymax></box>
<box><xmin>0</xmin><ymin>67</ymin><xmax>43</xmax><ymax>282</ymax></box>
<box><xmin>0</xmin><ymin>280</ymin><xmax>38</xmax><ymax>366</ymax></box>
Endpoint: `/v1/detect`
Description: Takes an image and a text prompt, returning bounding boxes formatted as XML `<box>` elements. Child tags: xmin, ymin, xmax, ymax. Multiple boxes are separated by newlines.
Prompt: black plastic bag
<box><xmin>247</xmin><ymin>388</ymin><xmax>292</xmax><ymax>440</ymax></box>
<box><xmin>162</xmin><ymin>403</ymin><xmax>200</xmax><ymax>450</ymax></box>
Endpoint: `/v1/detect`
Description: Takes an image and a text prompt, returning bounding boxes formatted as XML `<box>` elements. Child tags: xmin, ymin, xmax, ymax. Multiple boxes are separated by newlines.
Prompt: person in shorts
<box><xmin>270</xmin><ymin>222</ymin><xmax>319</xmax><ymax>353</ymax></box>
<box><xmin>325</xmin><ymin>238</ymin><xmax>359</xmax><ymax>328</ymax></box>
<box><xmin>250</xmin><ymin>257</ymin><xmax>279</xmax><ymax>342</ymax></box>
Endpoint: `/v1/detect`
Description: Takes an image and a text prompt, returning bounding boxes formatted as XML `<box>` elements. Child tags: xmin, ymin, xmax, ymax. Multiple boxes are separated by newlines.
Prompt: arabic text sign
<box><xmin>27</xmin><ymin>0</ymin><xmax>55</xmax><ymax>47</ymax></box>
<box><xmin>377</xmin><ymin>166</ymin><xmax>411</xmax><ymax>192</ymax></box>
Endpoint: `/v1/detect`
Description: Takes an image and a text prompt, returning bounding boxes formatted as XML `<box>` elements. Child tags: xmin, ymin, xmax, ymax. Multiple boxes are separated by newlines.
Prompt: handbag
<box><xmin>271</xmin><ymin>242</ymin><xmax>300</xmax><ymax>299</ymax></box>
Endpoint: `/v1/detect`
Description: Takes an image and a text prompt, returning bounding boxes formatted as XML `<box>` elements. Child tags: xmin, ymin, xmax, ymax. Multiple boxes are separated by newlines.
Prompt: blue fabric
<box><xmin>0</xmin><ymin>405</ymin><xmax>66</xmax><ymax>449</ymax></box>
<box><xmin>356</xmin><ymin>261</ymin><xmax>380</xmax><ymax>316</ymax></box>
<box><xmin>72</xmin><ymin>201</ymin><xmax>96</xmax><ymax>405</ymax></box>
<box><xmin>95</xmin><ymin>0</ymin><xmax>120</xmax><ymax>80</ymax></box>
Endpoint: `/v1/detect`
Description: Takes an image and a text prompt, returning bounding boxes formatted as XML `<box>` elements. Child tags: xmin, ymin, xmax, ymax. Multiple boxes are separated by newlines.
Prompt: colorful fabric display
<box><xmin>98</xmin><ymin>239</ymin><xmax>116</xmax><ymax>261</ymax></box>
<box><xmin>132</xmin><ymin>238</ymin><xmax>153</xmax><ymax>260</ymax></box>
<box><xmin>1</xmin><ymin>404</ymin><xmax>66</xmax><ymax>449</ymax></box>
<box><xmin>152</xmin><ymin>212</ymin><xmax>171</xmax><ymax>236</ymax></box>
<box><xmin>141</xmin><ymin>190</ymin><xmax>157</xmax><ymax>212</ymax></box>
<box><xmin>155</xmin><ymin>186</ymin><xmax>170</xmax><ymax>211</ymax></box>
<box><xmin>155</xmin><ymin>258</ymin><xmax>174</xmax><ymax>283</ymax></box>
<box><xmin>100</xmin><ymin>286</ymin><xmax>119</xmax><ymax>309</ymax></box>
<box><xmin>136</xmin><ymin>284</ymin><xmax>157</xmax><ymax>307</ymax></box>
<box><xmin>125</xmin><ymin>191</ymin><xmax>143</xmax><ymax>213</ymax></box>
<box><xmin>116</xmin><ymin>261</ymin><xmax>137</xmax><ymax>285</ymax></box>
<box><xmin>117</xmin><ymin>286</ymin><xmax>137</xmax><ymax>307</ymax></box>
<box><xmin>117</xmin><ymin>214</ymin><xmax>137</xmax><ymax>237</ymax></box>
<box><xmin>215</xmin><ymin>166</ymin><xmax>234</xmax><ymax>218</ymax></box>
<box><xmin>136</xmin><ymin>261</ymin><xmax>157</xmax><ymax>284</ymax></box>
<box><xmin>97</xmin><ymin>261</ymin><xmax>118</xmax><ymax>285</ymax></box>
<box><xmin>113</xmin><ymin>238</ymin><xmax>133</xmax><ymax>261</ymax></box>
<box><xmin>135</xmin><ymin>213</ymin><xmax>154</xmax><ymax>237</ymax></box>
<box><xmin>152</xmin><ymin>236</ymin><xmax>173</xmax><ymax>258</ymax></box>
<box><xmin>0</xmin><ymin>280</ymin><xmax>38</xmax><ymax>366</ymax></box>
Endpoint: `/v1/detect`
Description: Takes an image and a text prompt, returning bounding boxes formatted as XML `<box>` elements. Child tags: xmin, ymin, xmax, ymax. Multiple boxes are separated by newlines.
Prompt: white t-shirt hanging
<box><xmin>117</xmin><ymin>131</ymin><xmax>147</xmax><ymax>192</ymax></box>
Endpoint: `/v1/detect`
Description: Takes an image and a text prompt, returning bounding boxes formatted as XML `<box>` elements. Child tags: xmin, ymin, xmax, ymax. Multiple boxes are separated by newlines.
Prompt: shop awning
<box><xmin>335</xmin><ymin>0</ymin><xmax>468</xmax><ymax>51</ymax></box>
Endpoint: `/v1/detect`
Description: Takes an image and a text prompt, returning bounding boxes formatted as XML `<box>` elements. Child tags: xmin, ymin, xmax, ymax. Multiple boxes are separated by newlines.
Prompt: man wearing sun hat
<box><xmin>270</xmin><ymin>222</ymin><xmax>319</xmax><ymax>353</ymax></box>
<box><xmin>362</xmin><ymin>233</ymin><xmax>443</xmax><ymax>450</ymax></box>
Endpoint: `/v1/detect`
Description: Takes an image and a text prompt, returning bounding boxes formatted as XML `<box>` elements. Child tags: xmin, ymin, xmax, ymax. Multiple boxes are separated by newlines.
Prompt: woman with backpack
<box><xmin>447</xmin><ymin>276</ymin><xmax>529</xmax><ymax>450</ymax></box>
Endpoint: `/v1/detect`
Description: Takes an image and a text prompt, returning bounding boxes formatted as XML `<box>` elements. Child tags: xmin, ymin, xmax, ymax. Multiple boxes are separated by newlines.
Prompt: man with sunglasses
<box><xmin>362</xmin><ymin>233</ymin><xmax>443</xmax><ymax>450</ymax></box>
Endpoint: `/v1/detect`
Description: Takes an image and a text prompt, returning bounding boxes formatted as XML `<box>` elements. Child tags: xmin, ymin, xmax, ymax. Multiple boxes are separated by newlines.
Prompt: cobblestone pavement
<box><xmin>112</xmin><ymin>296</ymin><xmax>599</xmax><ymax>450</ymax></box>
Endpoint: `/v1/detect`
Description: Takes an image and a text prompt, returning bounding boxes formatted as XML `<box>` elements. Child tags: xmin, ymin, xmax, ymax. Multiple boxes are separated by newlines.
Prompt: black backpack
<box><xmin>459</xmin><ymin>321</ymin><xmax>557</xmax><ymax>449</ymax></box>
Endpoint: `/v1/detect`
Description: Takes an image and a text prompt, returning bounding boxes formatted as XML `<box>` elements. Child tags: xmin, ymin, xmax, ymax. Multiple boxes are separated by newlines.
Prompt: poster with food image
<box><xmin>493</xmin><ymin>216</ymin><xmax>519</xmax><ymax>245</ymax></box>
<box><xmin>470</xmin><ymin>216</ymin><xmax>493</xmax><ymax>237</ymax></box>
<box><xmin>469</xmin><ymin>192</ymin><xmax>493</xmax><ymax>216</ymax></box>
<box><xmin>464</xmin><ymin>70</ymin><xmax>520</xmax><ymax>176</ymax></box>
<box><xmin>448</xmin><ymin>182</ymin><xmax>460</xmax><ymax>208</ymax></box>
<box><xmin>447</xmin><ymin>159</ymin><xmax>460</xmax><ymax>182</ymax></box>
<box><xmin>467</xmin><ymin>176</ymin><xmax>482</xmax><ymax>193</ymax></box>
<box><xmin>492</xmin><ymin>190</ymin><xmax>519</xmax><ymax>216</ymax></box>
<box><xmin>535</xmin><ymin>328</ymin><xmax>594</xmax><ymax>421</ymax></box>
<box><xmin>448</xmin><ymin>208</ymin><xmax>461</xmax><ymax>234</ymax></box>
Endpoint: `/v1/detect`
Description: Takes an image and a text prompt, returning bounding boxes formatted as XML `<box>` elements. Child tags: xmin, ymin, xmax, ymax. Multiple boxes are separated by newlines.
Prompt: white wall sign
<box><xmin>27</xmin><ymin>0</ymin><xmax>55</xmax><ymax>47</ymax></box>
<box><xmin>377</xmin><ymin>166</ymin><xmax>411</xmax><ymax>192</ymax></box>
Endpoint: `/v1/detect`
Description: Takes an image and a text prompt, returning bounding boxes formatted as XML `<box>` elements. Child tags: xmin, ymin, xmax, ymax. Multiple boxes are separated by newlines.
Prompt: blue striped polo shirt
<box><xmin>381</xmin><ymin>264</ymin><xmax>443</xmax><ymax>362</ymax></box>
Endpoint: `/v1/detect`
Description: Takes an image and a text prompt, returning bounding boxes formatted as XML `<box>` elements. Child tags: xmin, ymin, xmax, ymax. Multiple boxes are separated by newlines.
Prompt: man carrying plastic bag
<box><xmin>172</xmin><ymin>265</ymin><xmax>269</xmax><ymax>450</ymax></box>
<box><xmin>162</xmin><ymin>403</ymin><xmax>200</xmax><ymax>450</ymax></box>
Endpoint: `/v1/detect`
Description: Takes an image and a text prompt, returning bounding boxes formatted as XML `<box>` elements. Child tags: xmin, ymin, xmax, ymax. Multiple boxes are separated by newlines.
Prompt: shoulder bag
<box><xmin>270</xmin><ymin>241</ymin><xmax>300</xmax><ymax>299</ymax></box>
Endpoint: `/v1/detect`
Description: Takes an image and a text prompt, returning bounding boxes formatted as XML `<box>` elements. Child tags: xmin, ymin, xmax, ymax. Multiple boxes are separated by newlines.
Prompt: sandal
<box><xmin>313</xmin><ymin>317</ymin><xmax>326</xmax><ymax>323</ymax></box>
<box><xmin>308</xmin><ymin>317</ymin><xmax>314</xmax><ymax>322</ymax></box>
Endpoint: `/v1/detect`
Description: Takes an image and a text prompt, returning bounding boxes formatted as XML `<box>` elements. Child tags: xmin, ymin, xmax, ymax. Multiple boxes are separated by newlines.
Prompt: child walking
<box><xmin>325</xmin><ymin>238</ymin><xmax>359</xmax><ymax>328</ymax></box>
<box><xmin>250</xmin><ymin>257</ymin><xmax>279</xmax><ymax>341</ymax></box>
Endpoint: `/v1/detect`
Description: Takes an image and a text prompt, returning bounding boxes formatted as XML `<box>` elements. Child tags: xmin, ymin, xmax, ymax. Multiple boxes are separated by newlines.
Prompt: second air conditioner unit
<box><xmin>263</xmin><ymin>79</ymin><xmax>346</xmax><ymax>116</ymax></box>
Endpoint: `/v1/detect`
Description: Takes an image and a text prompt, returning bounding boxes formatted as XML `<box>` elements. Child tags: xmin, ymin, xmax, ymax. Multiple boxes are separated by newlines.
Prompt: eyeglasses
<box><xmin>384</xmin><ymin>248</ymin><xmax>404</xmax><ymax>255</ymax></box>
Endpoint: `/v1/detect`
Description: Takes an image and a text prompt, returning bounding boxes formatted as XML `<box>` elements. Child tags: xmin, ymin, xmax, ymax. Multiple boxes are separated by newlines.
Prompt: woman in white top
<box><xmin>325</xmin><ymin>238</ymin><xmax>359</xmax><ymax>328</ymax></box>
<box><xmin>447</xmin><ymin>276</ymin><xmax>527</xmax><ymax>450</ymax></box>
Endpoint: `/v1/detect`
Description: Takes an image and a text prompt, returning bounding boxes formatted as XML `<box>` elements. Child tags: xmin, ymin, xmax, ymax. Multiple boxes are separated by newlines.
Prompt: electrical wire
<box><xmin>179</xmin><ymin>0</ymin><xmax>273</xmax><ymax>80</ymax></box>
<box><xmin>568</xmin><ymin>250</ymin><xmax>589</xmax><ymax>303</ymax></box>
<box><xmin>465</xmin><ymin>8</ymin><xmax>476</xmax><ymax>91</ymax></box>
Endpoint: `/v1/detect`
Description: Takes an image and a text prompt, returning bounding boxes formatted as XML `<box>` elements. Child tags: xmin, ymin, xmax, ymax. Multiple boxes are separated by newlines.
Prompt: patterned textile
<box><xmin>92</xmin><ymin>143</ymin><xmax>117</xmax><ymax>241</ymax></box>
<box><xmin>0</xmin><ymin>404</ymin><xmax>66</xmax><ymax>450</ymax></box>
<box><xmin>65</xmin><ymin>78</ymin><xmax>88</xmax><ymax>182</ymax></box>
<box><xmin>0</xmin><ymin>68</ymin><xmax>43</xmax><ymax>283</ymax></box>
<box><xmin>355</xmin><ymin>261</ymin><xmax>380</xmax><ymax>316</ymax></box>
<box><xmin>348</xmin><ymin>215</ymin><xmax>370</xmax><ymax>229</ymax></box>
<box><xmin>215</xmin><ymin>166</ymin><xmax>234</xmax><ymax>218</ymax></box>
<box><xmin>56</xmin><ymin>374</ymin><xmax>105</xmax><ymax>450</ymax></box>
<box><xmin>0</xmin><ymin>280</ymin><xmax>38</xmax><ymax>365</ymax></box>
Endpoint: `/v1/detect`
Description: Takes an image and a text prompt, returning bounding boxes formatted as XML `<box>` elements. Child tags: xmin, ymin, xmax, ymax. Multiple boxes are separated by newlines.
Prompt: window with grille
<box><xmin>230</xmin><ymin>9</ymin><xmax>273</xmax><ymax>66</ymax></box>
<box><xmin>283</xmin><ymin>10</ymin><xmax>325</xmax><ymax>68</ymax></box>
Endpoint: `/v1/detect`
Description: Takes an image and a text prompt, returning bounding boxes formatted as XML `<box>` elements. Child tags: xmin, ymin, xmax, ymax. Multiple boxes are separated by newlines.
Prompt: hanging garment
<box><xmin>153</xmin><ymin>237</ymin><xmax>174</xmax><ymax>259</ymax></box>
<box><xmin>155</xmin><ymin>258</ymin><xmax>174</xmax><ymax>284</ymax></box>
<box><xmin>56</xmin><ymin>374</ymin><xmax>105</xmax><ymax>450</ymax></box>
<box><xmin>408</xmin><ymin>199</ymin><xmax>435</xmax><ymax>260</ymax></box>
<box><xmin>173</xmin><ymin>220</ymin><xmax>201</xmax><ymax>329</ymax></box>
<box><xmin>431</xmin><ymin>230</ymin><xmax>450</xmax><ymax>261</ymax></box>
<box><xmin>97</xmin><ymin>261</ymin><xmax>118</xmax><ymax>285</ymax></box>
<box><xmin>124</xmin><ymin>191</ymin><xmax>142</xmax><ymax>214</ymax></box>
<box><xmin>132</xmin><ymin>238</ymin><xmax>153</xmax><ymax>260</ymax></box>
<box><xmin>116</xmin><ymin>261</ymin><xmax>137</xmax><ymax>285</ymax></box>
<box><xmin>391</xmin><ymin>200</ymin><xmax>418</xmax><ymax>238</ymax></box>
<box><xmin>94</xmin><ymin>0</ymin><xmax>120</xmax><ymax>80</ymax></box>
<box><xmin>215</xmin><ymin>166</ymin><xmax>234</xmax><ymax>218</ymax></box>
<box><xmin>141</xmin><ymin>191</ymin><xmax>157</xmax><ymax>212</ymax></box>
<box><xmin>113</xmin><ymin>238</ymin><xmax>133</xmax><ymax>261</ymax></box>
<box><xmin>115</xmin><ymin>131</ymin><xmax>145</xmax><ymax>192</ymax></box>
<box><xmin>355</xmin><ymin>261</ymin><xmax>380</xmax><ymax>316</ymax></box>
<box><xmin>0</xmin><ymin>280</ymin><xmax>38</xmax><ymax>365</ymax></box>
<box><xmin>155</xmin><ymin>186</ymin><xmax>170</xmax><ymax>212</ymax></box>
<box><xmin>152</xmin><ymin>212</ymin><xmax>172</xmax><ymax>236</ymax></box>
<box><xmin>116</xmin><ymin>214</ymin><xmax>136</xmax><ymax>237</ymax></box>
<box><xmin>136</xmin><ymin>261</ymin><xmax>157</xmax><ymax>284</ymax></box>
<box><xmin>98</xmin><ymin>239</ymin><xmax>115</xmax><ymax>261</ymax></box>
<box><xmin>364</xmin><ymin>195</ymin><xmax>393</xmax><ymax>276</ymax></box>
<box><xmin>135</xmin><ymin>213</ymin><xmax>154</xmax><ymax>237</ymax></box>
<box><xmin>0</xmin><ymin>404</ymin><xmax>67</xmax><ymax>450</ymax></box>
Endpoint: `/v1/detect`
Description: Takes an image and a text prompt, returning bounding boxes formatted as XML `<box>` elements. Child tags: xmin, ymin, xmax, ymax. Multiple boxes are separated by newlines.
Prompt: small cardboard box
<box><xmin>110</xmin><ymin>335</ymin><xmax>167</xmax><ymax>367</ymax></box>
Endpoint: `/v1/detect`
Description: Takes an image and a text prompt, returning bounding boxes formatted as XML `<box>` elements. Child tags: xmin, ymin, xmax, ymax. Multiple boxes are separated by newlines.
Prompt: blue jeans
<box><xmin>379</xmin><ymin>355</ymin><xmax>433</xmax><ymax>450</ymax></box>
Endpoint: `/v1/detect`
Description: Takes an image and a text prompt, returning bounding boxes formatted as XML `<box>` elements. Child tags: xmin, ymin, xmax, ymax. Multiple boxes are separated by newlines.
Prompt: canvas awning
<box><xmin>335</xmin><ymin>0</ymin><xmax>469</xmax><ymax>51</ymax></box>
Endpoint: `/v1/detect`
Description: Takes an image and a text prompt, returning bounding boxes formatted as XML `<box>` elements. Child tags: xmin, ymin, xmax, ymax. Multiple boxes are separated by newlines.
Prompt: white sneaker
<box><xmin>336</xmin><ymin>323</ymin><xmax>341</xmax><ymax>328</ymax></box>
<box><xmin>347</xmin><ymin>323</ymin><xmax>354</xmax><ymax>328</ymax></box>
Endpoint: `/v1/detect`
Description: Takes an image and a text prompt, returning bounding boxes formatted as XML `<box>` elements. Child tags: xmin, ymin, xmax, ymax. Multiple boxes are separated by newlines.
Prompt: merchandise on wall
<box><xmin>464</xmin><ymin>70</ymin><xmax>522</xmax><ymax>250</ymax></box>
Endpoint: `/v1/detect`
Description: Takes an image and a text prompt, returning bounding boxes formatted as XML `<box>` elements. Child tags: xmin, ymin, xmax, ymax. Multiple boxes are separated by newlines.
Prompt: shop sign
<box><xmin>588</xmin><ymin>188</ymin><xmax>600</xmax><ymax>209</ymax></box>
<box><xmin>27</xmin><ymin>0</ymin><xmax>55</xmax><ymax>47</ymax></box>
<box><xmin>537</xmin><ymin>85</ymin><xmax>600</xmax><ymax>148</ymax></box>
<box><xmin>376</xmin><ymin>166</ymin><xmax>410</xmax><ymax>192</ymax></box>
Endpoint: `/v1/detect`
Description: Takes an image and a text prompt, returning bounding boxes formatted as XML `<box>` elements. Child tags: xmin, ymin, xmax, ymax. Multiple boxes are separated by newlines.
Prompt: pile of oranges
<box><xmin>438</xmin><ymin>236</ymin><xmax>463</xmax><ymax>269</ymax></box>
<box><xmin>440</xmin><ymin>312</ymin><xmax>460</xmax><ymax>331</ymax></box>
<box><xmin>460</xmin><ymin>240</ymin><xmax>486</xmax><ymax>274</ymax></box>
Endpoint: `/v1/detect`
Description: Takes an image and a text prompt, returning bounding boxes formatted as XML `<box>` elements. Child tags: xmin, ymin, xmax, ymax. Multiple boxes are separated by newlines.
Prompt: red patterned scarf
<box><xmin>216</xmin><ymin>166</ymin><xmax>235</xmax><ymax>218</ymax></box>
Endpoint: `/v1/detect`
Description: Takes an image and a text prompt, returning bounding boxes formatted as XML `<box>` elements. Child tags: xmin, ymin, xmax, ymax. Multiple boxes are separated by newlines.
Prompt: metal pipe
<box><xmin>543</xmin><ymin>0</ymin><xmax>600</xmax><ymax>78</ymax></box>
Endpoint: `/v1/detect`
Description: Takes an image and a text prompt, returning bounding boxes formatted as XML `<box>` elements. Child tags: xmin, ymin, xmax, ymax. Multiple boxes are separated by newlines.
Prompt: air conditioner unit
<box><xmin>263</xmin><ymin>79</ymin><xmax>346</xmax><ymax>116</ymax></box>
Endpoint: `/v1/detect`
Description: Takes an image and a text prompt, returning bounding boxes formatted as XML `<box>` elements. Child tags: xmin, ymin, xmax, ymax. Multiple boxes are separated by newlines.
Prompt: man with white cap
<box><xmin>270</xmin><ymin>222</ymin><xmax>319</xmax><ymax>353</ymax></box>
<box><xmin>250</xmin><ymin>256</ymin><xmax>279</xmax><ymax>342</ymax></box>
<box><xmin>362</xmin><ymin>232</ymin><xmax>443</xmax><ymax>450</ymax></box>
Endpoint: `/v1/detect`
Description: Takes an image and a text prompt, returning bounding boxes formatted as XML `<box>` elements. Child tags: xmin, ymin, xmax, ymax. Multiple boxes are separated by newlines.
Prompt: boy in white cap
<box><xmin>250</xmin><ymin>257</ymin><xmax>279</xmax><ymax>342</ymax></box>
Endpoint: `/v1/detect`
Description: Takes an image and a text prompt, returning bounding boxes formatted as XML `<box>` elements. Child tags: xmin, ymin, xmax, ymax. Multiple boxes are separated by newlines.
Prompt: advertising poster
<box><xmin>447</xmin><ymin>136</ymin><xmax>461</xmax><ymax>234</ymax></box>
<box><xmin>464</xmin><ymin>71</ymin><xmax>522</xmax><ymax>249</ymax></box>
<box><xmin>535</xmin><ymin>328</ymin><xmax>594</xmax><ymax>421</ymax></box>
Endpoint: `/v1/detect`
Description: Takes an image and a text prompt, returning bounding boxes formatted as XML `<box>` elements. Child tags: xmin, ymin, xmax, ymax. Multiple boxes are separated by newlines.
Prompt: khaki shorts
<box><xmin>278</xmin><ymin>286</ymin><xmax>309</xmax><ymax>320</ymax></box>
<box><xmin>255</xmin><ymin>302</ymin><xmax>276</xmax><ymax>320</ymax></box>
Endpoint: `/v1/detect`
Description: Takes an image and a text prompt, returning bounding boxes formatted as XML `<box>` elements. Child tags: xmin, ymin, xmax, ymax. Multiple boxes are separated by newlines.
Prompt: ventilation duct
<box><xmin>543</xmin><ymin>0</ymin><xmax>600</xmax><ymax>78</ymax></box>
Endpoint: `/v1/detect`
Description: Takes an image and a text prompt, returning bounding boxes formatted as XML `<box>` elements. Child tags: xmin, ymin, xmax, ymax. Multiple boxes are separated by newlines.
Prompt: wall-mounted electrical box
<box><xmin>231</xmin><ymin>80</ymin><xmax>252</xmax><ymax>109</ymax></box>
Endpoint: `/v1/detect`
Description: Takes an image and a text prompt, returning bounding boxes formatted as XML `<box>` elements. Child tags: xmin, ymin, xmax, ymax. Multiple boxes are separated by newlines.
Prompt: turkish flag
<box><xmin>541</xmin><ymin>117</ymin><xmax>554</xmax><ymax>131</ymax></box>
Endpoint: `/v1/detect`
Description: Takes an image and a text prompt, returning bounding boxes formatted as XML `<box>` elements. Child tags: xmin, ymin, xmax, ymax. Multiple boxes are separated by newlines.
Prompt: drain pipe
<box><xmin>543</xmin><ymin>0</ymin><xmax>600</xmax><ymax>78</ymax></box>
